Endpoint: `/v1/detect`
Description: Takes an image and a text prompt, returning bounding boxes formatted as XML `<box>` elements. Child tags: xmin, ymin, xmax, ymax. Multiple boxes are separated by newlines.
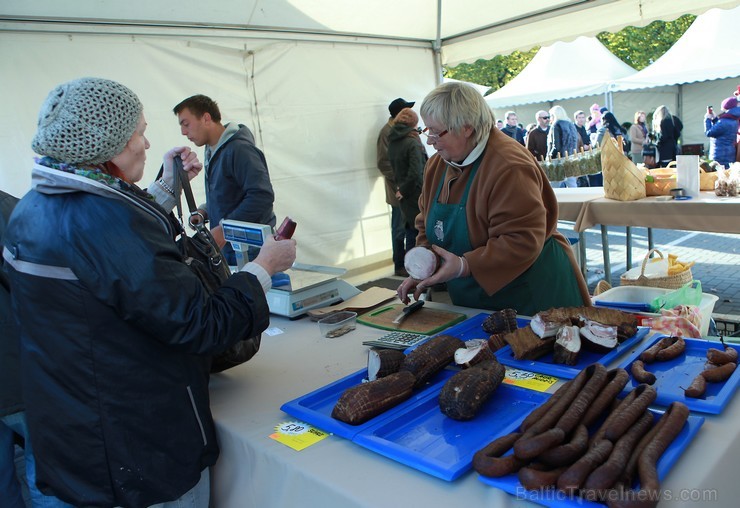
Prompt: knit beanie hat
<box><xmin>32</xmin><ymin>77</ymin><xmax>143</xmax><ymax>165</ymax></box>
<box><xmin>721</xmin><ymin>96</ymin><xmax>738</xmax><ymax>111</ymax></box>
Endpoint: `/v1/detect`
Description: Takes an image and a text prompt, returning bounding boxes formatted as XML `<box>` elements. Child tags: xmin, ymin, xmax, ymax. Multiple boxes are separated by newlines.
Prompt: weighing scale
<box><xmin>222</xmin><ymin>219</ymin><xmax>361</xmax><ymax>318</ymax></box>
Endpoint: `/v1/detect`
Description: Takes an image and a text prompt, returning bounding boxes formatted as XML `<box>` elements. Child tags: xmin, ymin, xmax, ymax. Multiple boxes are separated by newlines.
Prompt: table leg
<box><xmin>601</xmin><ymin>225</ymin><xmax>611</xmax><ymax>283</ymax></box>
<box><xmin>626</xmin><ymin>226</ymin><xmax>632</xmax><ymax>269</ymax></box>
<box><xmin>578</xmin><ymin>232</ymin><xmax>587</xmax><ymax>277</ymax></box>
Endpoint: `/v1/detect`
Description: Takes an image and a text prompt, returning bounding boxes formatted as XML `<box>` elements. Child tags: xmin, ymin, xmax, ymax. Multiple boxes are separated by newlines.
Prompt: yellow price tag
<box><xmin>503</xmin><ymin>367</ymin><xmax>558</xmax><ymax>392</ymax></box>
<box><xmin>270</xmin><ymin>421</ymin><xmax>329</xmax><ymax>451</ymax></box>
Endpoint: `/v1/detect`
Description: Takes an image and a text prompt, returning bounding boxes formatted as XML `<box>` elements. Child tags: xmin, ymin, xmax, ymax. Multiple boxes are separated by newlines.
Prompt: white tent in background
<box><xmin>611</xmin><ymin>5</ymin><xmax>740</xmax><ymax>92</ymax></box>
<box><xmin>443</xmin><ymin>78</ymin><xmax>490</xmax><ymax>96</ymax></box>
<box><xmin>485</xmin><ymin>37</ymin><xmax>637</xmax><ymax>109</ymax></box>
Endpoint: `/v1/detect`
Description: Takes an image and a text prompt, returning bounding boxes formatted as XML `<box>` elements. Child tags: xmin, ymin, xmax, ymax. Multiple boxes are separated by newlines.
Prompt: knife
<box><xmin>392</xmin><ymin>291</ymin><xmax>428</xmax><ymax>325</ymax></box>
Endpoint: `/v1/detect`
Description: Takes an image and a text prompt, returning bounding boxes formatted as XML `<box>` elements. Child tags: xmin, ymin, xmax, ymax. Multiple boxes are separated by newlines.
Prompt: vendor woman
<box><xmin>397</xmin><ymin>82</ymin><xmax>590</xmax><ymax>316</ymax></box>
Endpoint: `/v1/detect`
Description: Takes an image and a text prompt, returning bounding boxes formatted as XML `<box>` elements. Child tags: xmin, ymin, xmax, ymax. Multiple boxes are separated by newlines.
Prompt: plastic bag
<box><xmin>650</xmin><ymin>280</ymin><xmax>702</xmax><ymax>311</ymax></box>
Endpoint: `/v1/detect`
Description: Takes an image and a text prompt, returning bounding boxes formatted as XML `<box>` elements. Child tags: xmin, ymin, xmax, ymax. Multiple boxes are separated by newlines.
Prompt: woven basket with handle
<box><xmin>601</xmin><ymin>131</ymin><xmax>646</xmax><ymax>201</ymax></box>
<box><xmin>620</xmin><ymin>249</ymin><xmax>693</xmax><ymax>290</ymax></box>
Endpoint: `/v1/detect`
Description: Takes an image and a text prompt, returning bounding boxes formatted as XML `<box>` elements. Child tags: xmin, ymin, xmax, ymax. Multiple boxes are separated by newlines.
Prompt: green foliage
<box><xmin>444</xmin><ymin>47</ymin><xmax>539</xmax><ymax>94</ymax></box>
<box><xmin>597</xmin><ymin>14</ymin><xmax>696</xmax><ymax>70</ymax></box>
<box><xmin>444</xmin><ymin>14</ymin><xmax>697</xmax><ymax>94</ymax></box>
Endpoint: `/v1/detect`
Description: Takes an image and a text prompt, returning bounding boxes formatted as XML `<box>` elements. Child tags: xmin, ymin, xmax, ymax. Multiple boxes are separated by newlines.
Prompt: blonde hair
<box><xmin>634</xmin><ymin>110</ymin><xmax>646</xmax><ymax>124</ymax></box>
<box><xmin>549</xmin><ymin>105</ymin><xmax>568</xmax><ymax>124</ymax></box>
<box><xmin>420</xmin><ymin>82</ymin><xmax>493</xmax><ymax>145</ymax></box>
<box><xmin>652</xmin><ymin>105</ymin><xmax>671</xmax><ymax>132</ymax></box>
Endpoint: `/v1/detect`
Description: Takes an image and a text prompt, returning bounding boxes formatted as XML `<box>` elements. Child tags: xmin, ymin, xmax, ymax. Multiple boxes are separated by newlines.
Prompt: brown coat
<box><xmin>376</xmin><ymin>119</ymin><xmax>400</xmax><ymax>206</ymax></box>
<box><xmin>415</xmin><ymin>127</ymin><xmax>590</xmax><ymax>303</ymax></box>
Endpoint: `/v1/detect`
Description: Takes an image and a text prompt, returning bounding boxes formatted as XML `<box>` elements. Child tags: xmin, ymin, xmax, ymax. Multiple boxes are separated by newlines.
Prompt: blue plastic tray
<box><xmin>594</xmin><ymin>300</ymin><xmax>653</xmax><ymax>312</ymax></box>
<box><xmin>353</xmin><ymin>384</ymin><xmax>549</xmax><ymax>481</ymax></box>
<box><xmin>479</xmin><ymin>410</ymin><xmax>704</xmax><ymax>507</ymax></box>
<box><xmin>280</xmin><ymin>368</ymin><xmax>456</xmax><ymax>440</ymax></box>
<box><xmin>494</xmin><ymin>327</ymin><xmax>651</xmax><ymax>379</ymax></box>
<box><xmin>616</xmin><ymin>335</ymin><xmax>740</xmax><ymax>414</ymax></box>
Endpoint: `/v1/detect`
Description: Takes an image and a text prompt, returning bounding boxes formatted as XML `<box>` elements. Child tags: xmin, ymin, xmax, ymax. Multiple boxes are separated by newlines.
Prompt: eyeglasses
<box><xmin>540</xmin><ymin>116</ymin><xmax>551</xmax><ymax>120</ymax></box>
<box><xmin>421</xmin><ymin>127</ymin><xmax>449</xmax><ymax>141</ymax></box>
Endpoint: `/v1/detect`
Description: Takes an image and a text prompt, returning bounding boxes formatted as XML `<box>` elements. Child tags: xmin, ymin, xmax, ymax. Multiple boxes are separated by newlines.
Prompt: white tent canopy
<box><xmin>0</xmin><ymin>0</ymin><xmax>736</xmax><ymax>277</ymax></box>
<box><xmin>485</xmin><ymin>37</ymin><xmax>637</xmax><ymax>109</ymax></box>
<box><xmin>611</xmin><ymin>5</ymin><xmax>740</xmax><ymax>92</ymax></box>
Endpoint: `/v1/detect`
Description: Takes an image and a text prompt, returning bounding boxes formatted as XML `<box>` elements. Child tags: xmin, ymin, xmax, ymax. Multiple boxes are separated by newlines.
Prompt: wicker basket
<box><xmin>601</xmin><ymin>132</ymin><xmax>646</xmax><ymax>201</ymax></box>
<box><xmin>620</xmin><ymin>249</ymin><xmax>693</xmax><ymax>290</ymax></box>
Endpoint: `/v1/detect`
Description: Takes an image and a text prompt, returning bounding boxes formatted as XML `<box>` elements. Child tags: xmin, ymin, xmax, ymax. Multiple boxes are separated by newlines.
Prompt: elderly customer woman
<box><xmin>3</xmin><ymin>78</ymin><xmax>296</xmax><ymax>507</ymax></box>
<box><xmin>397</xmin><ymin>82</ymin><xmax>589</xmax><ymax>315</ymax></box>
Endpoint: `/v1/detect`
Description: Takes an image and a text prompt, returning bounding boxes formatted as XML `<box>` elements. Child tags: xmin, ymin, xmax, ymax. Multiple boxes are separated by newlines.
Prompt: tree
<box><xmin>444</xmin><ymin>14</ymin><xmax>696</xmax><ymax>94</ymax></box>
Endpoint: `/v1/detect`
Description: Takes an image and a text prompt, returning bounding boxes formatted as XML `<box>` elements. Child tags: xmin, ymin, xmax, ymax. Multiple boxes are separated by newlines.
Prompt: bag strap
<box><xmin>172</xmin><ymin>156</ymin><xmax>204</xmax><ymax>231</ymax></box>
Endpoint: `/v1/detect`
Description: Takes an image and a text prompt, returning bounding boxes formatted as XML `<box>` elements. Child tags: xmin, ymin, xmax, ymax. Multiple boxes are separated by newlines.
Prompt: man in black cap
<box><xmin>376</xmin><ymin>97</ymin><xmax>415</xmax><ymax>277</ymax></box>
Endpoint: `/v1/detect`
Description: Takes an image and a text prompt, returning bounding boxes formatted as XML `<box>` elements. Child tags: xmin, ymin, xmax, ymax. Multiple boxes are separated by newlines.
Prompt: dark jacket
<box><xmin>501</xmin><ymin>124</ymin><xmax>525</xmax><ymax>145</ymax></box>
<box><xmin>3</xmin><ymin>164</ymin><xmax>270</xmax><ymax>507</ymax></box>
<box><xmin>575</xmin><ymin>124</ymin><xmax>590</xmax><ymax>147</ymax></box>
<box><xmin>388</xmin><ymin>124</ymin><xmax>425</xmax><ymax>228</ymax></box>
<box><xmin>526</xmin><ymin>127</ymin><xmax>549</xmax><ymax>161</ymax></box>
<box><xmin>657</xmin><ymin>115</ymin><xmax>683</xmax><ymax>163</ymax></box>
<box><xmin>547</xmin><ymin>120</ymin><xmax>579</xmax><ymax>158</ymax></box>
<box><xmin>705</xmin><ymin>111</ymin><xmax>740</xmax><ymax>167</ymax></box>
<box><xmin>205</xmin><ymin>123</ymin><xmax>276</xmax><ymax>263</ymax></box>
<box><xmin>0</xmin><ymin>190</ymin><xmax>21</xmax><ymax>417</ymax></box>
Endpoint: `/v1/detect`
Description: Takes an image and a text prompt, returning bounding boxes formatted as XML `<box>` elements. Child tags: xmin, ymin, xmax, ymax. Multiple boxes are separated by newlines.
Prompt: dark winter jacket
<box><xmin>0</xmin><ymin>190</ymin><xmax>21</xmax><ymax>417</ymax></box>
<box><xmin>3</xmin><ymin>164</ymin><xmax>270</xmax><ymax>507</ymax></box>
<box><xmin>501</xmin><ymin>124</ymin><xmax>526</xmax><ymax>145</ymax></box>
<box><xmin>388</xmin><ymin>124</ymin><xmax>425</xmax><ymax>227</ymax></box>
<box><xmin>547</xmin><ymin>120</ymin><xmax>579</xmax><ymax>158</ymax></box>
<box><xmin>705</xmin><ymin>110</ymin><xmax>740</xmax><ymax>167</ymax></box>
<box><xmin>205</xmin><ymin>123</ymin><xmax>276</xmax><ymax>264</ymax></box>
<box><xmin>657</xmin><ymin>115</ymin><xmax>683</xmax><ymax>164</ymax></box>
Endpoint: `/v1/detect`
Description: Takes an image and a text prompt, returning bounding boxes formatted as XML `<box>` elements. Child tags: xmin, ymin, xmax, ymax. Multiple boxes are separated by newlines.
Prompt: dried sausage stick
<box><xmin>655</xmin><ymin>336</ymin><xmax>685</xmax><ymax>362</ymax></box>
<box><xmin>514</xmin><ymin>427</ymin><xmax>566</xmax><ymax>460</ymax></box>
<box><xmin>635</xmin><ymin>403</ymin><xmax>689</xmax><ymax>492</ymax></box>
<box><xmin>555</xmin><ymin>363</ymin><xmax>608</xmax><ymax>434</ymax></box>
<box><xmin>583</xmin><ymin>410</ymin><xmax>654</xmax><ymax>493</ymax></box>
<box><xmin>523</xmin><ymin>367</ymin><xmax>589</xmax><ymax>437</ymax></box>
<box><xmin>706</xmin><ymin>345</ymin><xmax>738</xmax><ymax>366</ymax></box>
<box><xmin>639</xmin><ymin>336</ymin><xmax>675</xmax><ymax>364</ymax></box>
<box><xmin>604</xmin><ymin>384</ymin><xmax>657</xmax><ymax>442</ymax></box>
<box><xmin>473</xmin><ymin>432</ymin><xmax>527</xmax><ymax>478</ymax></box>
<box><xmin>557</xmin><ymin>439</ymin><xmax>614</xmax><ymax>495</ymax></box>
<box><xmin>684</xmin><ymin>374</ymin><xmax>707</xmax><ymax>398</ymax></box>
<box><xmin>630</xmin><ymin>360</ymin><xmax>656</xmax><ymax>385</ymax></box>
<box><xmin>520</xmin><ymin>380</ymin><xmax>570</xmax><ymax>433</ymax></box>
<box><xmin>701</xmin><ymin>361</ymin><xmax>737</xmax><ymax>382</ymax></box>
<box><xmin>609</xmin><ymin>403</ymin><xmax>690</xmax><ymax>508</ymax></box>
<box><xmin>518</xmin><ymin>465</ymin><xmax>568</xmax><ymax>491</ymax></box>
<box><xmin>581</xmin><ymin>368</ymin><xmax>630</xmax><ymax>428</ymax></box>
<box><xmin>539</xmin><ymin>424</ymin><xmax>589</xmax><ymax>467</ymax></box>
<box><xmin>589</xmin><ymin>388</ymin><xmax>639</xmax><ymax>447</ymax></box>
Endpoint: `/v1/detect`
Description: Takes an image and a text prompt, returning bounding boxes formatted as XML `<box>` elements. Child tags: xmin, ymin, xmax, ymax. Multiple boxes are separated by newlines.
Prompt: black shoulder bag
<box><xmin>172</xmin><ymin>157</ymin><xmax>261</xmax><ymax>373</ymax></box>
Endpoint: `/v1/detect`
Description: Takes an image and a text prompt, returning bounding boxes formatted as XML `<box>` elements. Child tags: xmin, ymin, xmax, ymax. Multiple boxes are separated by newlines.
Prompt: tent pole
<box><xmin>433</xmin><ymin>0</ymin><xmax>443</xmax><ymax>84</ymax></box>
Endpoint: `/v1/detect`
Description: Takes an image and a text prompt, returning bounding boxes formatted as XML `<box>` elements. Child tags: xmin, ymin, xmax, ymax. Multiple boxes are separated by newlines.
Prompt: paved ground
<box><xmin>556</xmin><ymin>223</ymin><xmax>740</xmax><ymax>317</ymax></box>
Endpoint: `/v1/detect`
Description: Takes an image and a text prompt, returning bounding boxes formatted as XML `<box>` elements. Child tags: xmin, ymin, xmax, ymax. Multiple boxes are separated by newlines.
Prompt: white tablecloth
<box><xmin>209</xmin><ymin>301</ymin><xmax>738</xmax><ymax>507</ymax></box>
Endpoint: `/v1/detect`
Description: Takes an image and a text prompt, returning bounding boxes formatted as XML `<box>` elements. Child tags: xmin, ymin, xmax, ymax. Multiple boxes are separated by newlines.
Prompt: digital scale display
<box><xmin>222</xmin><ymin>221</ymin><xmax>273</xmax><ymax>248</ymax></box>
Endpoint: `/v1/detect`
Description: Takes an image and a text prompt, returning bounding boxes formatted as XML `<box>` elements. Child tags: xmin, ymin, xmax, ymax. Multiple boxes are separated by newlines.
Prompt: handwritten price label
<box><xmin>503</xmin><ymin>367</ymin><xmax>558</xmax><ymax>392</ymax></box>
<box><xmin>270</xmin><ymin>421</ymin><xmax>329</xmax><ymax>451</ymax></box>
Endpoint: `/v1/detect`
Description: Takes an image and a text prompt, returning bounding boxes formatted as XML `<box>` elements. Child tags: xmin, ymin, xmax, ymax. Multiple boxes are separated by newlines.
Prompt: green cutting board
<box><xmin>357</xmin><ymin>304</ymin><xmax>467</xmax><ymax>335</ymax></box>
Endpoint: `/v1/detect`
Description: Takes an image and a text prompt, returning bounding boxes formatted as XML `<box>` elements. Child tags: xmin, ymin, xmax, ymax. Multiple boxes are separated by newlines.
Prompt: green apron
<box><xmin>426</xmin><ymin>158</ymin><xmax>585</xmax><ymax>316</ymax></box>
